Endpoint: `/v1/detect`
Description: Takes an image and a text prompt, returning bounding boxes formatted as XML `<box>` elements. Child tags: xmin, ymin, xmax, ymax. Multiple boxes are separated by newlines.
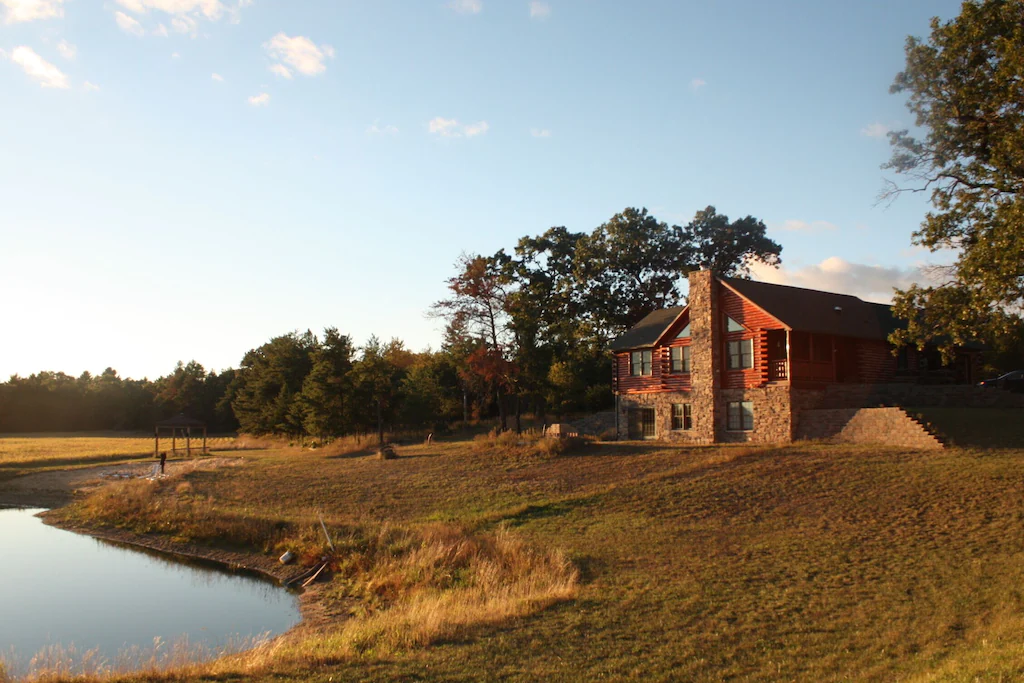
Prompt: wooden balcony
<box><xmin>768</xmin><ymin>359</ymin><xmax>788</xmax><ymax>382</ymax></box>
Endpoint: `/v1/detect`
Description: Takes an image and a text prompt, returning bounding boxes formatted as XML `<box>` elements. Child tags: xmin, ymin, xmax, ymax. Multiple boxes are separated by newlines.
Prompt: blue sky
<box><xmin>1</xmin><ymin>0</ymin><xmax>963</xmax><ymax>381</ymax></box>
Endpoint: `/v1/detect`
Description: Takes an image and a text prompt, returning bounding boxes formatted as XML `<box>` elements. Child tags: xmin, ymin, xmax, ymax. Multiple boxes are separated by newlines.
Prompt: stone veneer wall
<box><xmin>688</xmin><ymin>270</ymin><xmax>720</xmax><ymax>443</ymax></box>
<box><xmin>616</xmin><ymin>392</ymin><xmax>714</xmax><ymax>444</ymax></box>
<box><xmin>716</xmin><ymin>386</ymin><xmax>793</xmax><ymax>443</ymax></box>
<box><xmin>796</xmin><ymin>407</ymin><xmax>944</xmax><ymax>450</ymax></box>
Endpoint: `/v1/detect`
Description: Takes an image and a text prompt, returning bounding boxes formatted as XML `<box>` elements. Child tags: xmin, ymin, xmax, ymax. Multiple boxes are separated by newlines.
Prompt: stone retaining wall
<box><xmin>795</xmin><ymin>407</ymin><xmax>944</xmax><ymax>450</ymax></box>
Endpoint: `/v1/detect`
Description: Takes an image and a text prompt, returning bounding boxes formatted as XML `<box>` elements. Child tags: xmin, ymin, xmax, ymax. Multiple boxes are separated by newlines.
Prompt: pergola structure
<box><xmin>154</xmin><ymin>414</ymin><xmax>207</xmax><ymax>458</ymax></box>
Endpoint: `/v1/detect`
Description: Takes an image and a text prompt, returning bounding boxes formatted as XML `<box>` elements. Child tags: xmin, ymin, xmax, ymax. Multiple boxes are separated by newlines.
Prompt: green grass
<box><xmin>18</xmin><ymin>435</ymin><xmax>1024</xmax><ymax>681</ymax></box>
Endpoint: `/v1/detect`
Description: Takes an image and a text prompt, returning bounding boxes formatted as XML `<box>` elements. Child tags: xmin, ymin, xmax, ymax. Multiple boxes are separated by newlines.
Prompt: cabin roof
<box><xmin>720</xmin><ymin>277</ymin><xmax>902</xmax><ymax>340</ymax></box>
<box><xmin>608</xmin><ymin>306</ymin><xmax>685</xmax><ymax>351</ymax></box>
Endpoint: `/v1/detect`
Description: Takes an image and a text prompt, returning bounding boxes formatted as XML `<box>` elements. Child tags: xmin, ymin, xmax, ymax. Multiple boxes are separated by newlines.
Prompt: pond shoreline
<box><xmin>1</xmin><ymin>463</ymin><xmax>335</xmax><ymax>635</ymax></box>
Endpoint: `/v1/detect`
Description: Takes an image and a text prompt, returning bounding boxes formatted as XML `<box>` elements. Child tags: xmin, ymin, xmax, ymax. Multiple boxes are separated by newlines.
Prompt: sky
<box><xmin>0</xmin><ymin>0</ymin><xmax>965</xmax><ymax>381</ymax></box>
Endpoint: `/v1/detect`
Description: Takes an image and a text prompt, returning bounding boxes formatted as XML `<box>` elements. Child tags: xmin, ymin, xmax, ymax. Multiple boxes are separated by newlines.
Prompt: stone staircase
<box><xmin>795</xmin><ymin>407</ymin><xmax>945</xmax><ymax>450</ymax></box>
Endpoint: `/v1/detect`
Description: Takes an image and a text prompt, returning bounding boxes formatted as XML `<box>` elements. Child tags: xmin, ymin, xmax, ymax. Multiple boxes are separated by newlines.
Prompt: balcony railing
<box><xmin>769</xmin><ymin>359</ymin><xmax>788</xmax><ymax>381</ymax></box>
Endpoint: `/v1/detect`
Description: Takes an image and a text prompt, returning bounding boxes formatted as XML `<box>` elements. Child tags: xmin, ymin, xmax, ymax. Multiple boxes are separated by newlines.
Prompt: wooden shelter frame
<box><xmin>154</xmin><ymin>414</ymin><xmax>207</xmax><ymax>458</ymax></box>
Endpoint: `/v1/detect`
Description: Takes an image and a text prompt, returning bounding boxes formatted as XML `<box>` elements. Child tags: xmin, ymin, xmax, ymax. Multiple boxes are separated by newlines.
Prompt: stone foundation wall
<box><xmin>716</xmin><ymin>386</ymin><xmax>793</xmax><ymax>444</ymax></box>
<box><xmin>616</xmin><ymin>392</ymin><xmax>714</xmax><ymax>444</ymax></box>
<box><xmin>796</xmin><ymin>407</ymin><xmax>944</xmax><ymax>450</ymax></box>
<box><xmin>569</xmin><ymin>411</ymin><xmax>616</xmax><ymax>437</ymax></box>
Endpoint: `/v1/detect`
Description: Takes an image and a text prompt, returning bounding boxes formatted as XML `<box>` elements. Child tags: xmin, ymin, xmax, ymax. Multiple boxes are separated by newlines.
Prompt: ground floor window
<box><xmin>671</xmin><ymin>403</ymin><xmax>692</xmax><ymax>430</ymax></box>
<box><xmin>726</xmin><ymin>401</ymin><xmax>754</xmax><ymax>431</ymax></box>
<box><xmin>628</xmin><ymin>407</ymin><xmax>656</xmax><ymax>439</ymax></box>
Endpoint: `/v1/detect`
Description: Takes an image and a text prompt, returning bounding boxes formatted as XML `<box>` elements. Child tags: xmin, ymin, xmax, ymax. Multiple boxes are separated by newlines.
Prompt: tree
<box><xmin>296</xmin><ymin>328</ymin><xmax>354</xmax><ymax>440</ymax></box>
<box><xmin>885</xmin><ymin>0</ymin><xmax>1024</xmax><ymax>359</ymax></box>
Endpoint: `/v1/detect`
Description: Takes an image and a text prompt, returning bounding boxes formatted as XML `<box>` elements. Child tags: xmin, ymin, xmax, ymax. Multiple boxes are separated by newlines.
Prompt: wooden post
<box><xmin>203</xmin><ymin>426</ymin><xmax>207</xmax><ymax>455</ymax></box>
<box><xmin>172</xmin><ymin>428</ymin><xmax>176</xmax><ymax>455</ymax></box>
<box><xmin>186</xmin><ymin>426</ymin><xmax>191</xmax><ymax>458</ymax></box>
<box><xmin>377</xmin><ymin>398</ymin><xmax>384</xmax><ymax>447</ymax></box>
<box><xmin>154</xmin><ymin>427</ymin><xmax>159</xmax><ymax>457</ymax></box>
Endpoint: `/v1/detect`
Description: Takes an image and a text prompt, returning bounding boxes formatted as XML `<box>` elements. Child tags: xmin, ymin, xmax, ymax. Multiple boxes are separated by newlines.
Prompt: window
<box><xmin>727</xmin><ymin>339</ymin><xmax>753</xmax><ymax>369</ymax></box>
<box><xmin>670</xmin><ymin>345</ymin><xmax>691</xmax><ymax>373</ymax></box>
<box><xmin>675</xmin><ymin>322</ymin><xmax>691</xmax><ymax>338</ymax></box>
<box><xmin>727</xmin><ymin>401</ymin><xmax>754</xmax><ymax>431</ymax></box>
<box><xmin>630</xmin><ymin>350</ymin><xmax>652</xmax><ymax>376</ymax></box>
<box><xmin>726</xmin><ymin>316</ymin><xmax>745</xmax><ymax>332</ymax></box>
<box><xmin>671</xmin><ymin>403</ymin><xmax>692</xmax><ymax>430</ymax></box>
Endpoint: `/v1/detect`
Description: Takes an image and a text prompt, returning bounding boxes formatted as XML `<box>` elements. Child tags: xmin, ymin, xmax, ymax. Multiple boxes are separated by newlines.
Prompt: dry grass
<box><xmin>0</xmin><ymin>434</ymin><xmax>238</xmax><ymax>480</ymax></box>
<box><xmin>471</xmin><ymin>428</ymin><xmax>587</xmax><ymax>459</ymax></box>
<box><xmin>11</xmin><ymin>433</ymin><xmax>1024</xmax><ymax>682</ymax></box>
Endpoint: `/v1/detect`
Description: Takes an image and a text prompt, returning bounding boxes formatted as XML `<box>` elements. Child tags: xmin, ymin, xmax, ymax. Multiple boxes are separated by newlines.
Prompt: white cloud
<box><xmin>4</xmin><ymin>45</ymin><xmax>69</xmax><ymax>88</ymax></box>
<box><xmin>690</xmin><ymin>77</ymin><xmax>706</xmax><ymax>91</ymax></box>
<box><xmin>170</xmin><ymin>51</ymin><xmax>180</xmax><ymax>58</ymax></box>
<box><xmin>269</xmin><ymin>62</ymin><xmax>292</xmax><ymax>79</ymax></box>
<box><xmin>211</xmin><ymin>72</ymin><xmax>223</xmax><ymax>81</ymax></box>
<box><xmin>748</xmin><ymin>257</ymin><xmax>923</xmax><ymax>304</ymax></box>
<box><xmin>153</xmin><ymin>22</ymin><xmax>168</xmax><ymax>36</ymax></box>
<box><xmin>56</xmin><ymin>39</ymin><xmax>75</xmax><ymax>60</ymax></box>
<box><xmin>1</xmin><ymin>0</ymin><xmax>64</xmax><ymax>24</ymax></box>
<box><xmin>447</xmin><ymin>0</ymin><xmax>481</xmax><ymax>13</ymax></box>
<box><xmin>429</xmin><ymin>117</ymin><xmax>489</xmax><ymax>138</ymax></box>
<box><xmin>778</xmin><ymin>219</ymin><xmax>839</xmax><ymax>233</ymax></box>
<box><xmin>247</xmin><ymin>92</ymin><xmax>269</xmax><ymax>106</ymax></box>
<box><xmin>110</xmin><ymin>0</ymin><xmax>249</xmax><ymax>36</ymax></box>
<box><xmin>115</xmin><ymin>10</ymin><xmax>145</xmax><ymax>35</ymax></box>
<box><xmin>83</xmin><ymin>81</ymin><xmax>100</xmax><ymax>91</ymax></box>
<box><xmin>263</xmin><ymin>33</ymin><xmax>333</xmax><ymax>77</ymax></box>
<box><xmin>171</xmin><ymin>14</ymin><xmax>197</xmax><ymax>35</ymax></box>
<box><xmin>528</xmin><ymin>1</ymin><xmax>550</xmax><ymax>18</ymax></box>
<box><xmin>530</xmin><ymin>127</ymin><xmax>552</xmax><ymax>138</ymax></box>
<box><xmin>861</xmin><ymin>122</ymin><xmax>890</xmax><ymax>138</ymax></box>
<box><xmin>367</xmin><ymin>121</ymin><xmax>399</xmax><ymax>135</ymax></box>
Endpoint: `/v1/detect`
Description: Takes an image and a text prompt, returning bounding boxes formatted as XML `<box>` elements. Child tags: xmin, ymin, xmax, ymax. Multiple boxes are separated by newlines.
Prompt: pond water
<box><xmin>0</xmin><ymin>507</ymin><xmax>301</xmax><ymax>678</ymax></box>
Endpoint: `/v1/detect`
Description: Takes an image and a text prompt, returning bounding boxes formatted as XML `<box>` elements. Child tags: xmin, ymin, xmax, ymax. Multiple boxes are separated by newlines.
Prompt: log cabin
<box><xmin>610</xmin><ymin>270</ymin><xmax>982</xmax><ymax>443</ymax></box>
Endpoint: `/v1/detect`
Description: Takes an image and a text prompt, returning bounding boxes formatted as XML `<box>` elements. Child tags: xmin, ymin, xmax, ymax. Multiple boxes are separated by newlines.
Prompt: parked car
<box><xmin>978</xmin><ymin>370</ymin><xmax>1024</xmax><ymax>392</ymax></box>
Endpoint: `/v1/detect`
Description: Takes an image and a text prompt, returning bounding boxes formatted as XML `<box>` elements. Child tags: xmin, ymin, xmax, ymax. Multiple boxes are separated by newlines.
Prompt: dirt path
<box><xmin>0</xmin><ymin>458</ymin><xmax>236</xmax><ymax>508</ymax></box>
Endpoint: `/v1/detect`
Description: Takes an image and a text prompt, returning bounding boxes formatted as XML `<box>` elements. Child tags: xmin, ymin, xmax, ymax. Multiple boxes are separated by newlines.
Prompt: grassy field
<box><xmin>0</xmin><ymin>434</ymin><xmax>239</xmax><ymax>481</ymax></box>
<box><xmin>9</xmin><ymin>432</ymin><xmax>1024</xmax><ymax>681</ymax></box>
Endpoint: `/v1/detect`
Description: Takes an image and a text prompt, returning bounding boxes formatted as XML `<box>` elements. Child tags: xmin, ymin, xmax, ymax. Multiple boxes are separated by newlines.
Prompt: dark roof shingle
<box><xmin>608</xmin><ymin>306</ymin><xmax>685</xmax><ymax>351</ymax></box>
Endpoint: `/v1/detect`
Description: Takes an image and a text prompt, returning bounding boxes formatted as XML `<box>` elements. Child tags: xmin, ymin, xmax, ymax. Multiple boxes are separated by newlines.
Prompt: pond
<box><xmin>0</xmin><ymin>506</ymin><xmax>301</xmax><ymax>678</ymax></box>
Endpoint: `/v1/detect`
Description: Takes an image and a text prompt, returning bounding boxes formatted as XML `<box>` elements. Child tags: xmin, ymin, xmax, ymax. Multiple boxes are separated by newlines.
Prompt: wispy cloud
<box><xmin>3</xmin><ymin>45</ymin><xmax>69</xmax><ymax>88</ymax></box>
<box><xmin>269</xmin><ymin>62</ymin><xmax>292</xmax><ymax>79</ymax></box>
<box><xmin>247</xmin><ymin>92</ymin><xmax>270</xmax><ymax>106</ymax></box>
<box><xmin>778</xmin><ymin>219</ymin><xmax>839</xmax><ymax>233</ymax></box>
<box><xmin>264</xmin><ymin>33</ymin><xmax>333</xmax><ymax>77</ymax></box>
<box><xmin>367</xmin><ymin>121</ymin><xmax>399</xmax><ymax>135</ymax></box>
<box><xmin>447</xmin><ymin>0</ymin><xmax>481</xmax><ymax>14</ymax></box>
<box><xmin>429</xmin><ymin>117</ymin><xmax>489</xmax><ymax>138</ymax></box>
<box><xmin>56</xmin><ymin>39</ymin><xmax>75</xmax><ymax>60</ymax></box>
<box><xmin>530</xmin><ymin>127</ymin><xmax>552</xmax><ymax>138</ymax></box>
<box><xmin>861</xmin><ymin>122</ymin><xmax>890</xmax><ymax>138</ymax></box>
<box><xmin>170</xmin><ymin>51</ymin><xmax>180</xmax><ymax>59</ymax></box>
<box><xmin>528</xmin><ymin>1</ymin><xmax>550</xmax><ymax>19</ymax></box>
<box><xmin>110</xmin><ymin>0</ymin><xmax>250</xmax><ymax>36</ymax></box>
<box><xmin>211</xmin><ymin>72</ymin><xmax>223</xmax><ymax>81</ymax></box>
<box><xmin>1</xmin><ymin>0</ymin><xmax>65</xmax><ymax>24</ymax></box>
<box><xmin>690</xmin><ymin>77</ymin><xmax>706</xmax><ymax>91</ymax></box>
<box><xmin>83</xmin><ymin>80</ymin><xmax>100</xmax><ymax>91</ymax></box>
<box><xmin>115</xmin><ymin>10</ymin><xmax>145</xmax><ymax>35</ymax></box>
<box><xmin>749</xmin><ymin>257</ymin><xmax>923</xmax><ymax>304</ymax></box>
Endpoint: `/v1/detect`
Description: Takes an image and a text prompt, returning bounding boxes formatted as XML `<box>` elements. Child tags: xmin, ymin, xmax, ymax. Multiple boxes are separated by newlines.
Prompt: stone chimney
<box><xmin>688</xmin><ymin>270</ymin><xmax>721</xmax><ymax>442</ymax></box>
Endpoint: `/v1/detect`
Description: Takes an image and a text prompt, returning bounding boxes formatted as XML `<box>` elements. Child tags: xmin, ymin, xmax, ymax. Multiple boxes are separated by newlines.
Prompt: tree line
<box><xmin>0</xmin><ymin>205</ymin><xmax>781</xmax><ymax>437</ymax></box>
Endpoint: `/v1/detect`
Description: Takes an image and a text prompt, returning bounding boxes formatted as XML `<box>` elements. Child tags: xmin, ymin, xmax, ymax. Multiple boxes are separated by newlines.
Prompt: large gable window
<box><xmin>630</xmin><ymin>350</ymin><xmax>652</xmax><ymax>377</ymax></box>
<box><xmin>675</xmin><ymin>322</ymin><xmax>691</xmax><ymax>339</ymax></box>
<box><xmin>726</xmin><ymin>316</ymin><xmax>745</xmax><ymax>332</ymax></box>
<box><xmin>670</xmin><ymin>346</ymin><xmax>691</xmax><ymax>373</ymax></box>
<box><xmin>727</xmin><ymin>339</ymin><xmax>753</xmax><ymax>370</ymax></box>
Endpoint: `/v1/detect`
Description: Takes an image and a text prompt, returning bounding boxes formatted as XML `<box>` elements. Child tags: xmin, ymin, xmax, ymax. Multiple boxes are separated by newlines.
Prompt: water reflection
<box><xmin>0</xmin><ymin>507</ymin><xmax>300</xmax><ymax>679</ymax></box>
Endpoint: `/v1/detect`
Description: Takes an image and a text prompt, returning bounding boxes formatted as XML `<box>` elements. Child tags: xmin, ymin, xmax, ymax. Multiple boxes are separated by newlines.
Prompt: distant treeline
<box><xmin>0</xmin><ymin>363</ymin><xmax>237</xmax><ymax>433</ymax></box>
<box><xmin>1</xmin><ymin>206</ymin><xmax>788</xmax><ymax>437</ymax></box>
